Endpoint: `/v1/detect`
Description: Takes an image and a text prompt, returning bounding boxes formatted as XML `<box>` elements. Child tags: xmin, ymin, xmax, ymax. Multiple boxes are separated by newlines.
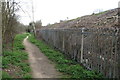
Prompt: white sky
<box><xmin>16</xmin><ymin>0</ymin><xmax>120</xmax><ymax>26</ymax></box>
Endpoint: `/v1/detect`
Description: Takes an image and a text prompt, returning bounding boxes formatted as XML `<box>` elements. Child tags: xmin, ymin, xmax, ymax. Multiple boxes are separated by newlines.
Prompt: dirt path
<box><xmin>23</xmin><ymin>36</ymin><xmax>62</xmax><ymax>78</ymax></box>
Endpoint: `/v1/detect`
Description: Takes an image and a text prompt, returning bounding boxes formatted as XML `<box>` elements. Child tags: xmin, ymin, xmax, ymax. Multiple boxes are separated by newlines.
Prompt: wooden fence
<box><xmin>37</xmin><ymin>27</ymin><xmax>120</xmax><ymax>78</ymax></box>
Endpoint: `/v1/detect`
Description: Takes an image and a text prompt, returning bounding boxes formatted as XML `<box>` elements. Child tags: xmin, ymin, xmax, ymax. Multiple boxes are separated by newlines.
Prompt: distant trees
<box><xmin>27</xmin><ymin>20</ymin><xmax>42</xmax><ymax>34</ymax></box>
<box><xmin>46</xmin><ymin>23</ymin><xmax>51</xmax><ymax>26</ymax></box>
<box><xmin>27</xmin><ymin>22</ymin><xmax>34</xmax><ymax>33</ymax></box>
<box><xmin>16</xmin><ymin>22</ymin><xmax>26</xmax><ymax>33</ymax></box>
<box><xmin>35</xmin><ymin>20</ymin><xmax>42</xmax><ymax>29</ymax></box>
<box><xmin>60</xmin><ymin>20</ymin><xmax>64</xmax><ymax>22</ymax></box>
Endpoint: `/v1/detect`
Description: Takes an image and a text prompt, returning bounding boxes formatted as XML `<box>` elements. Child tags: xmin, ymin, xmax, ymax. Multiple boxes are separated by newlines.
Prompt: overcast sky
<box><xmin>16</xmin><ymin>0</ymin><xmax>119</xmax><ymax>26</ymax></box>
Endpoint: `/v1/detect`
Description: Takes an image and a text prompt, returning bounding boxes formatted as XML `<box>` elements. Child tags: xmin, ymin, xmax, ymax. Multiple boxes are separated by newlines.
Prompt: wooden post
<box><xmin>62</xmin><ymin>29</ymin><xmax>65</xmax><ymax>52</ymax></box>
<box><xmin>80</xmin><ymin>28</ymin><xmax>85</xmax><ymax>63</ymax></box>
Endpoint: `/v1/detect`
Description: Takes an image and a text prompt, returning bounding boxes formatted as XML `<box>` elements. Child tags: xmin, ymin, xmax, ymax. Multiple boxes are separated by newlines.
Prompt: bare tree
<box><xmin>2</xmin><ymin>0</ymin><xmax>21</xmax><ymax>50</ymax></box>
<box><xmin>35</xmin><ymin>20</ymin><xmax>42</xmax><ymax>29</ymax></box>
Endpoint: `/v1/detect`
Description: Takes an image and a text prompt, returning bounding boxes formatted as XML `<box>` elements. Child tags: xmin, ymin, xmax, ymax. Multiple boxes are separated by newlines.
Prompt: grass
<box><xmin>94</xmin><ymin>11</ymin><xmax>107</xmax><ymax>15</ymax></box>
<box><xmin>28</xmin><ymin>34</ymin><xmax>103</xmax><ymax>79</ymax></box>
<box><xmin>2</xmin><ymin>33</ymin><xmax>32</xmax><ymax>79</ymax></box>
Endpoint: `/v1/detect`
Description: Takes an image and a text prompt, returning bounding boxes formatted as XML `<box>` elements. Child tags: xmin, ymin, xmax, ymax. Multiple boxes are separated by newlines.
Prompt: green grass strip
<box><xmin>2</xmin><ymin>33</ymin><xmax>32</xmax><ymax>78</ymax></box>
<box><xmin>28</xmin><ymin>34</ymin><xmax>103</xmax><ymax>79</ymax></box>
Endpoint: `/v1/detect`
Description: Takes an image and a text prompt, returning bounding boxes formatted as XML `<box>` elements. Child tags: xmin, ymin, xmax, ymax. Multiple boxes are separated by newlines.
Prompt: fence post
<box><xmin>62</xmin><ymin>29</ymin><xmax>65</xmax><ymax>52</ymax></box>
<box><xmin>118</xmin><ymin>7</ymin><xmax>120</xmax><ymax>79</ymax></box>
<box><xmin>117</xmin><ymin>28</ymin><xmax>120</xmax><ymax>79</ymax></box>
<box><xmin>80</xmin><ymin>28</ymin><xmax>85</xmax><ymax>63</ymax></box>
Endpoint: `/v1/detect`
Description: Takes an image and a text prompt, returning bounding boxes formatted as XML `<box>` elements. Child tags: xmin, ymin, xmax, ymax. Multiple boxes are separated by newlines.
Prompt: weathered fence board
<box><xmin>37</xmin><ymin>27</ymin><xmax>120</xmax><ymax>78</ymax></box>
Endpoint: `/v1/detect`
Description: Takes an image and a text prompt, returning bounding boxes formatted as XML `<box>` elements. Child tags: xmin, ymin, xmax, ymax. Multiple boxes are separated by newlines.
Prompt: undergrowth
<box><xmin>28</xmin><ymin>34</ymin><xmax>103</xmax><ymax>79</ymax></box>
<box><xmin>2</xmin><ymin>33</ymin><xmax>31</xmax><ymax>79</ymax></box>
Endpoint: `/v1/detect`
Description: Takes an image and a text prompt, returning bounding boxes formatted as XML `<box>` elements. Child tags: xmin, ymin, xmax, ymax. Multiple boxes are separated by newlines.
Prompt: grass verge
<box><xmin>28</xmin><ymin>34</ymin><xmax>103</xmax><ymax>79</ymax></box>
<box><xmin>2</xmin><ymin>33</ymin><xmax>32</xmax><ymax>78</ymax></box>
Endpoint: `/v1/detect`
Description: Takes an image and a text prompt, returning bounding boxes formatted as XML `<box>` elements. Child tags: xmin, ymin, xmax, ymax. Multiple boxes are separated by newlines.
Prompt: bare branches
<box><xmin>2</xmin><ymin>0</ymin><xmax>20</xmax><ymax>49</ymax></box>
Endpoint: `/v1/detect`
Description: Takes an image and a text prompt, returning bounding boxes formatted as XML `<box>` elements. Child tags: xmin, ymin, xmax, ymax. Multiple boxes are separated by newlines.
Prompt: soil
<box><xmin>43</xmin><ymin>8</ymin><xmax>119</xmax><ymax>29</ymax></box>
<box><xmin>23</xmin><ymin>36</ymin><xmax>62</xmax><ymax>78</ymax></box>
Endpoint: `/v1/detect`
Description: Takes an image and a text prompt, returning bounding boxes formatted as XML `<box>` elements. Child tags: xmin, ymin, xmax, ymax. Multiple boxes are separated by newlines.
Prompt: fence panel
<box><xmin>38</xmin><ymin>28</ymin><xmax>120</xmax><ymax>78</ymax></box>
